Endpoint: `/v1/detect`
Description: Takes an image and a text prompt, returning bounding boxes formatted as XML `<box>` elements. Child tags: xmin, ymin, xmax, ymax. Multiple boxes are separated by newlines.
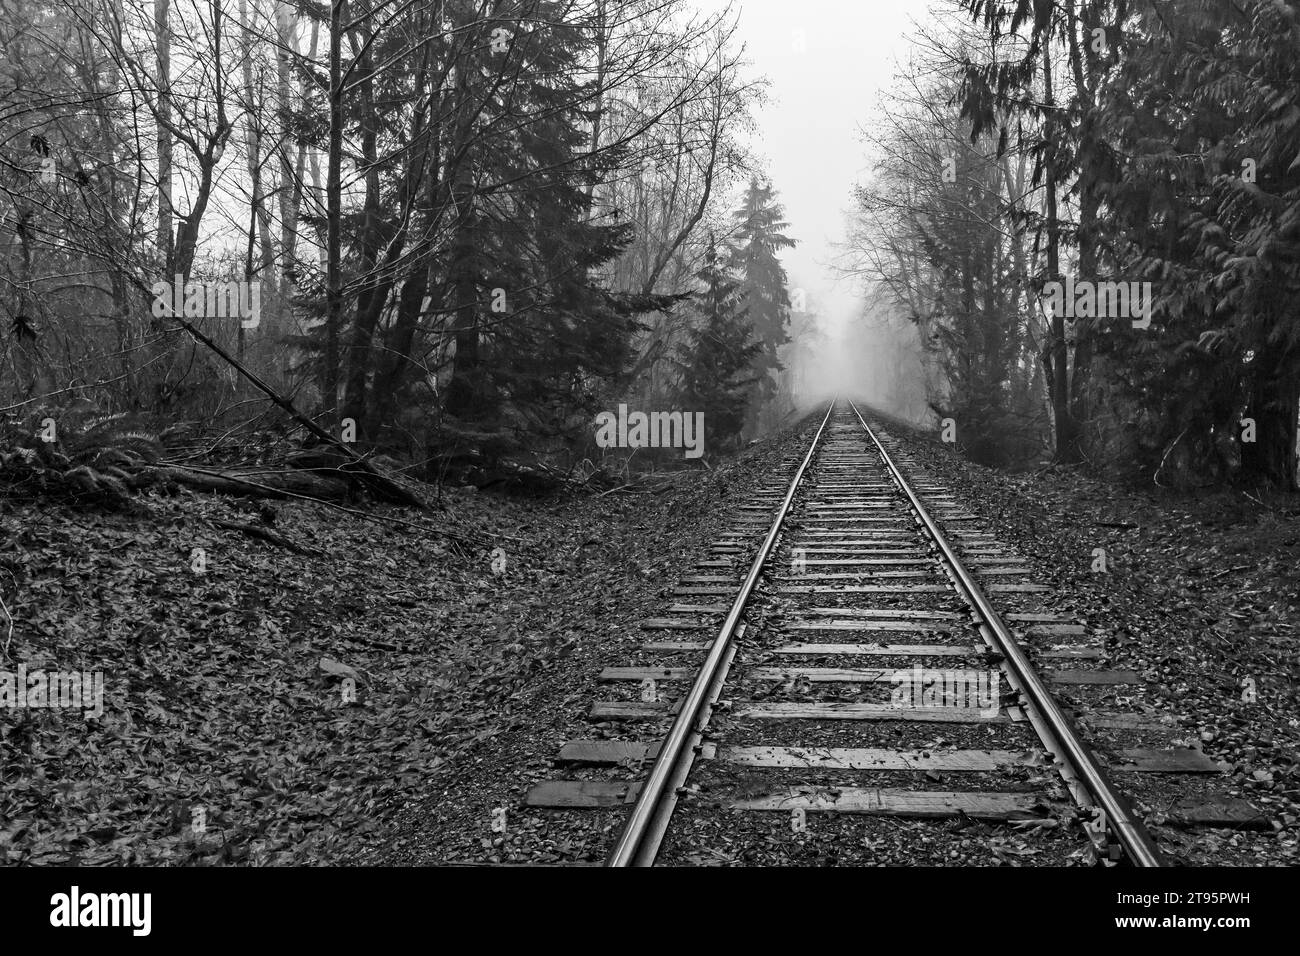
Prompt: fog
<box><xmin>700</xmin><ymin>0</ymin><xmax>941</xmax><ymax>426</ymax></box>
<box><xmin>786</xmin><ymin>291</ymin><xmax>935</xmax><ymax>427</ymax></box>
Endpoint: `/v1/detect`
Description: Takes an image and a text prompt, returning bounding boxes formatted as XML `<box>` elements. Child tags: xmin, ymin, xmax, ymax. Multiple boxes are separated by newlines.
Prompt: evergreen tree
<box><xmin>727</xmin><ymin>176</ymin><xmax>795</xmax><ymax>437</ymax></box>
<box><xmin>1089</xmin><ymin>0</ymin><xmax>1300</xmax><ymax>489</ymax></box>
<box><xmin>678</xmin><ymin>236</ymin><xmax>761</xmax><ymax>453</ymax></box>
<box><xmin>290</xmin><ymin>1</ymin><xmax>672</xmax><ymax>466</ymax></box>
<box><xmin>437</xmin><ymin>5</ymin><xmax>645</xmax><ymax>456</ymax></box>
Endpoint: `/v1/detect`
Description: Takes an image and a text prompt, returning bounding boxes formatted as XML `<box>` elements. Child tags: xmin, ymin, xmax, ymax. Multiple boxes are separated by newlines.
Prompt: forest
<box><xmin>2</xmin><ymin>0</ymin><xmax>1299</xmax><ymax>499</ymax></box>
<box><xmin>849</xmin><ymin>0</ymin><xmax>1300</xmax><ymax>489</ymax></box>
<box><xmin>1</xmin><ymin>0</ymin><xmax>1298</xmax><ymax>880</ymax></box>
<box><xmin>1</xmin><ymin>0</ymin><xmax>804</xmax><ymax>506</ymax></box>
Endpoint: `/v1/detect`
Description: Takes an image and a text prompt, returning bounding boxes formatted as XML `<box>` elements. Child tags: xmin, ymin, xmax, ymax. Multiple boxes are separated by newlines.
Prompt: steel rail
<box><xmin>848</xmin><ymin>400</ymin><xmax>1164</xmax><ymax>867</ymax></box>
<box><xmin>605</xmin><ymin>401</ymin><xmax>836</xmax><ymax>867</ymax></box>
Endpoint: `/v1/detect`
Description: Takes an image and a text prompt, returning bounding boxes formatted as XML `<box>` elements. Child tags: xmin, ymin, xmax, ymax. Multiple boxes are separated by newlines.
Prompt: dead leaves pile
<box><xmin>0</xmin><ymin>488</ymin><xmax>574</xmax><ymax>865</ymax></box>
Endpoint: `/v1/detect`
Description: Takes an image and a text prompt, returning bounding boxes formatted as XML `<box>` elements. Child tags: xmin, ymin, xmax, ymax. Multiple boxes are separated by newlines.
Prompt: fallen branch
<box><xmin>210</xmin><ymin>519</ymin><xmax>323</xmax><ymax>557</ymax></box>
<box><xmin>1209</xmin><ymin>565</ymin><xmax>1251</xmax><ymax>580</ymax></box>
<box><xmin>122</xmin><ymin>271</ymin><xmax>426</xmax><ymax>510</ymax></box>
<box><xmin>171</xmin><ymin>465</ymin><xmax>491</xmax><ymax>546</ymax></box>
<box><xmin>0</xmin><ymin>569</ymin><xmax>15</xmax><ymax>661</ymax></box>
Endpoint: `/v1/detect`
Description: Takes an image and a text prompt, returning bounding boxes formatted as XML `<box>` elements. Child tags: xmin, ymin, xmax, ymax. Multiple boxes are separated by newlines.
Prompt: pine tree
<box><xmin>727</xmin><ymin>176</ymin><xmax>795</xmax><ymax>437</ymax></box>
<box><xmin>291</xmin><ymin>1</ymin><xmax>671</xmax><ymax>466</ymax></box>
<box><xmin>678</xmin><ymin>236</ymin><xmax>761</xmax><ymax>454</ymax></box>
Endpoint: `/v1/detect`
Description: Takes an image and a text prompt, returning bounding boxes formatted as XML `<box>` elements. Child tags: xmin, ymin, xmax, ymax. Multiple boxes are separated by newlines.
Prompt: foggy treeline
<box><xmin>845</xmin><ymin>0</ymin><xmax>1300</xmax><ymax>489</ymax></box>
<box><xmin>1</xmin><ymin>0</ymin><xmax>812</xmax><ymax>495</ymax></box>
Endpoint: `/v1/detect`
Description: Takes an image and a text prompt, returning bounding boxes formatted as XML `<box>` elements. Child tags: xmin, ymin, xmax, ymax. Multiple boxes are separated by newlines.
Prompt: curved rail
<box><xmin>605</xmin><ymin>402</ymin><xmax>836</xmax><ymax>866</ymax></box>
<box><xmin>848</xmin><ymin>400</ymin><xmax>1164</xmax><ymax>867</ymax></box>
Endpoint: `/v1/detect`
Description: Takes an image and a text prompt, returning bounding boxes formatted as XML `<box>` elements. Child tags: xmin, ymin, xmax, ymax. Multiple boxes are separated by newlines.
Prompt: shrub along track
<box><xmin>524</xmin><ymin>401</ymin><xmax>1264</xmax><ymax>866</ymax></box>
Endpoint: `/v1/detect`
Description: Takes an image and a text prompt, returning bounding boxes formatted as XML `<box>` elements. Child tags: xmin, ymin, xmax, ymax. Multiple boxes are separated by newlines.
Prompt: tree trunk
<box><xmin>1066</xmin><ymin>0</ymin><xmax>1097</xmax><ymax>456</ymax></box>
<box><xmin>1043</xmin><ymin>37</ymin><xmax>1082</xmax><ymax>464</ymax></box>
<box><xmin>1241</xmin><ymin>357</ymin><xmax>1300</xmax><ymax>490</ymax></box>
<box><xmin>240</xmin><ymin>0</ymin><xmax>275</xmax><ymax>297</ymax></box>
<box><xmin>155</xmin><ymin>0</ymin><xmax>173</xmax><ymax>269</ymax></box>
<box><xmin>323</xmin><ymin>0</ymin><xmax>344</xmax><ymax>421</ymax></box>
<box><xmin>443</xmin><ymin>60</ymin><xmax>485</xmax><ymax>420</ymax></box>
<box><xmin>340</xmin><ymin>22</ymin><xmax>383</xmax><ymax>430</ymax></box>
<box><xmin>275</xmin><ymin>1</ymin><xmax>303</xmax><ymax>293</ymax></box>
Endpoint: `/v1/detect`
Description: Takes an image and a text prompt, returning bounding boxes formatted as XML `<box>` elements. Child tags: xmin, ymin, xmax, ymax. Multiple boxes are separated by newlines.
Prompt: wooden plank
<box><xmin>589</xmin><ymin>700</ymin><xmax>680</xmax><ymax>719</ymax></box>
<box><xmin>1076</xmin><ymin>712</ymin><xmax>1172</xmax><ymax>731</ymax></box>
<box><xmin>722</xmin><ymin>786</ymin><xmax>1044</xmax><ymax>820</ymax></box>
<box><xmin>793</xmin><ymin>548</ymin><xmax>926</xmax><ymax>555</ymax></box>
<box><xmin>1024</xmin><ymin>623</ymin><xmax>1088</xmax><ymax>635</ymax></box>
<box><xmin>802</xmin><ymin>527</ymin><xmax>914</xmax><ymax>534</ymax></box>
<box><xmin>734</xmin><ymin>702</ymin><xmax>1009</xmax><ymax>723</ymax></box>
<box><xmin>788</xmin><ymin>619</ymin><xmax>956</xmax><ymax>633</ymax></box>
<box><xmin>749</xmin><ymin>666</ymin><xmax>893</xmax><ymax>683</ymax></box>
<box><xmin>556</xmin><ymin>740</ymin><xmax>657</xmax><ymax>764</ymax></box>
<box><xmin>789</xmin><ymin>541</ymin><xmax>916</xmax><ymax>547</ymax></box>
<box><xmin>987</xmin><ymin>584</ymin><xmax>1052</xmax><ymax>593</ymax></box>
<box><xmin>554</xmin><ymin>739</ymin><xmax>721</xmax><ymax>765</ymax></box>
<box><xmin>778</xmin><ymin>585</ymin><xmax>949</xmax><ymax>594</ymax></box>
<box><xmin>666</xmin><ymin>603</ymin><xmax>728</xmax><ymax>613</ymax></box>
<box><xmin>802</xmin><ymin>526</ymin><xmax>913</xmax><ymax>533</ymax></box>
<box><xmin>806</xmin><ymin>498</ymin><xmax>898</xmax><ymax>503</ymax></box>
<box><xmin>806</xmin><ymin>505</ymin><xmax>898</xmax><ymax>511</ymax></box>
<box><xmin>710</xmin><ymin>746</ymin><xmax>1220</xmax><ymax>774</ymax></box>
<box><xmin>796</xmin><ymin>529</ymin><xmax>913</xmax><ymax>535</ymax></box>
<box><xmin>798</xmin><ymin>558</ymin><xmax>932</xmax><ymax>566</ymax></box>
<box><xmin>749</xmin><ymin>666</ymin><xmax>996</xmax><ymax>684</ymax></box>
<box><xmin>1109</xmin><ymin>748</ymin><xmax>1223</xmax><ymax>773</ymax></box>
<box><xmin>771</xmin><ymin>643</ymin><xmax>978</xmax><ymax>657</ymax></box>
<box><xmin>640</xmin><ymin>618</ymin><xmax>710</xmax><ymax>631</ymax></box>
<box><xmin>1167</xmin><ymin>796</ymin><xmax>1269</xmax><ymax>829</ymax></box>
<box><xmin>641</xmin><ymin>641</ymin><xmax>710</xmax><ymax>652</ymax></box>
<box><xmin>600</xmin><ymin>666</ymin><xmax>692</xmax><ymax>681</ymax></box>
<box><xmin>803</xmin><ymin>608</ymin><xmax>965</xmax><ymax>619</ymax></box>
<box><xmin>1049</xmin><ymin>669</ymin><xmax>1140</xmax><ymax>685</ymax></box>
<box><xmin>719</xmin><ymin>746</ymin><xmax>1022</xmax><ymax>771</ymax></box>
<box><xmin>803</xmin><ymin>518</ymin><xmax>910</xmax><ymax>524</ymax></box>
<box><xmin>813</xmin><ymin>487</ymin><xmax>894</xmax><ymax>492</ymax></box>
<box><xmin>777</xmin><ymin>572</ymin><xmax>933</xmax><ymax>580</ymax></box>
<box><xmin>1007</xmin><ymin>613</ymin><xmax>1072</xmax><ymax>622</ymax></box>
<box><xmin>794</xmin><ymin>539</ymin><xmax>918</xmax><ymax>545</ymax></box>
<box><xmin>525</xmin><ymin>780</ymin><xmax>639</xmax><ymax>808</ymax></box>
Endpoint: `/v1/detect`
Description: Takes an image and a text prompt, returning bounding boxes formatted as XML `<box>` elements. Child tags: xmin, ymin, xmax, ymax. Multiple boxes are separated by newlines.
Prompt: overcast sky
<box><xmin>701</xmin><ymin>0</ymin><xmax>929</xmax><ymax>336</ymax></box>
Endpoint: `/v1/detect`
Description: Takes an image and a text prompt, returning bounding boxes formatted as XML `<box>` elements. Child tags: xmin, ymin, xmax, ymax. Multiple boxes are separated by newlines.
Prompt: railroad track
<box><xmin>525</xmin><ymin>400</ymin><xmax>1232</xmax><ymax>866</ymax></box>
